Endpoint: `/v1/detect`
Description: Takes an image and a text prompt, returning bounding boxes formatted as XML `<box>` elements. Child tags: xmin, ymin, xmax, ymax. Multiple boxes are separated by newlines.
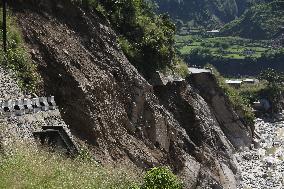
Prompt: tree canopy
<box><xmin>80</xmin><ymin>0</ymin><xmax>180</xmax><ymax>79</ymax></box>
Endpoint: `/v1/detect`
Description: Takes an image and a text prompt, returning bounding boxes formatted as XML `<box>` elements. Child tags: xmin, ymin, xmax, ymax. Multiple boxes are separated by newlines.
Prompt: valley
<box><xmin>175</xmin><ymin>33</ymin><xmax>283</xmax><ymax>76</ymax></box>
<box><xmin>0</xmin><ymin>0</ymin><xmax>284</xmax><ymax>188</ymax></box>
<box><xmin>176</xmin><ymin>35</ymin><xmax>273</xmax><ymax>59</ymax></box>
<box><xmin>155</xmin><ymin>0</ymin><xmax>284</xmax><ymax>76</ymax></box>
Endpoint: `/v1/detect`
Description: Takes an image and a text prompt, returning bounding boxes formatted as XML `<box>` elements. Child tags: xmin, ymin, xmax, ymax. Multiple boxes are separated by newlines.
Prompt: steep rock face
<box><xmin>9</xmin><ymin>0</ymin><xmax>252</xmax><ymax>187</ymax></box>
<box><xmin>11</xmin><ymin>0</ymin><xmax>172</xmax><ymax>168</ymax></box>
<box><xmin>154</xmin><ymin>80</ymin><xmax>239</xmax><ymax>188</ymax></box>
<box><xmin>188</xmin><ymin>73</ymin><xmax>253</xmax><ymax>148</ymax></box>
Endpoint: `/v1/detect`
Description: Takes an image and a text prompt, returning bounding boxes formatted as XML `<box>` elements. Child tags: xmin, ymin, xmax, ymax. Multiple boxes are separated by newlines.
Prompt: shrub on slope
<box><xmin>76</xmin><ymin>0</ymin><xmax>187</xmax><ymax>79</ymax></box>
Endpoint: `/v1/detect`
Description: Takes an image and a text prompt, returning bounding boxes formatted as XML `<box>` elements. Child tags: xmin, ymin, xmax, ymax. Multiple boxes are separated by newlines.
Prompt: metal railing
<box><xmin>0</xmin><ymin>96</ymin><xmax>57</xmax><ymax>117</ymax></box>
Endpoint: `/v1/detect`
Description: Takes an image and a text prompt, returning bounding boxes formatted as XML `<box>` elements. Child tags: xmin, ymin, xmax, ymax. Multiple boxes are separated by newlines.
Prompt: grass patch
<box><xmin>0</xmin><ymin>8</ymin><xmax>40</xmax><ymax>92</ymax></box>
<box><xmin>0</xmin><ymin>145</ymin><xmax>141</xmax><ymax>189</ymax></box>
<box><xmin>0</xmin><ymin>144</ymin><xmax>184</xmax><ymax>189</ymax></box>
<box><xmin>238</xmin><ymin>82</ymin><xmax>267</xmax><ymax>104</ymax></box>
<box><xmin>175</xmin><ymin>35</ymin><xmax>275</xmax><ymax>60</ymax></box>
<box><xmin>172</xmin><ymin>58</ymin><xmax>189</xmax><ymax>78</ymax></box>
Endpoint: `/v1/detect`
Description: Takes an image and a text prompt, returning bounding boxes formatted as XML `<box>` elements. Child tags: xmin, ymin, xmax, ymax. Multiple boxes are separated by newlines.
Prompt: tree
<box><xmin>258</xmin><ymin>68</ymin><xmax>284</xmax><ymax>113</ymax></box>
<box><xmin>258</xmin><ymin>68</ymin><xmax>284</xmax><ymax>87</ymax></box>
<box><xmin>141</xmin><ymin>167</ymin><xmax>183</xmax><ymax>189</ymax></box>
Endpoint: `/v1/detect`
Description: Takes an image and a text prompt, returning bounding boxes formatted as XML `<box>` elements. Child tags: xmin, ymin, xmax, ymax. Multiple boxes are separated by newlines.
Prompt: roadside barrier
<box><xmin>0</xmin><ymin>96</ymin><xmax>57</xmax><ymax>117</ymax></box>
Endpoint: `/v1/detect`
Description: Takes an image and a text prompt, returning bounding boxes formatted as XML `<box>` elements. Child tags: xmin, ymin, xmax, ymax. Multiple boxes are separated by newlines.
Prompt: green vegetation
<box><xmin>208</xmin><ymin>65</ymin><xmax>255</xmax><ymax>126</ymax></box>
<box><xmin>75</xmin><ymin>0</ymin><xmax>188</xmax><ymax>79</ymax></box>
<box><xmin>238</xmin><ymin>82</ymin><xmax>267</xmax><ymax>105</ymax></box>
<box><xmin>176</xmin><ymin>35</ymin><xmax>277</xmax><ymax>60</ymax></box>
<box><xmin>210</xmin><ymin>66</ymin><xmax>284</xmax><ymax>118</ymax></box>
<box><xmin>221</xmin><ymin>0</ymin><xmax>284</xmax><ymax>39</ymax></box>
<box><xmin>0</xmin><ymin>9</ymin><xmax>39</xmax><ymax>92</ymax></box>
<box><xmin>257</xmin><ymin>68</ymin><xmax>284</xmax><ymax>113</ymax></box>
<box><xmin>175</xmin><ymin>34</ymin><xmax>284</xmax><ymax>74</ymax></box>
<box><xmin>0</xmin><ymin>146</ymin><xmax>140</xmax><ymax>188</ymax></box>
<box><xmin>154</xmin><ymin>0</ymin><xmax>256</xmax><ymax>30</ymax></box>
<box><xmin>0</xmin><ymin>145</ymin><xmax>183</xmax><ymax>189</ymax></box>
<box><xmin>140</xmin><ymin>167</ymin><xmax>183</xmax><ymax>189</ymax></box>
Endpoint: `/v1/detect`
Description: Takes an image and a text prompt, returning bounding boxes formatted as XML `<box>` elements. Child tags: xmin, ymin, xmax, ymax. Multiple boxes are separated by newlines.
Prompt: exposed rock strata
<box><xmin>6</xmin><ymin>0</ymin><xmax>253</xmax><ymax>187</ymax></box>
<box><xmin>154</xmin><ymin>80</ymin><xmax>240</xmax><ymax>188</ymax></box>
<box><xmin>188</xmin><ymin>73</ymin><xmax>253</xmax><ymax>148</ymax></box>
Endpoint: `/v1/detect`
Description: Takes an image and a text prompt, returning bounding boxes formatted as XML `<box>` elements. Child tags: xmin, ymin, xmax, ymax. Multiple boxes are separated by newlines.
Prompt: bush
<box><xmin>141</xmin><ymin>167</ymin><xmax>183</xmax><ymax>189</ymax></box>
<box><xmin>257</xmin><ymin>68</ymin><xmax>284</xmax><ymax>113</ymax></box>
<box><xmin>75</xmin><ymin>0</ymin><xmax>178</xmax><ymax>79</ymax></box>
<box><xmin>173</xmin><ymin>58</ymin><xmax>189</xmax><ymax>78</ymax></box>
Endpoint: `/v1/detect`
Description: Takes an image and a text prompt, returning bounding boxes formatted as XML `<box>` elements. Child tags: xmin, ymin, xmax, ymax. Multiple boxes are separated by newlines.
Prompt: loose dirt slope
<box><xmin>7</xmin><ymin>0</ymin><xmax>253</xmax><ymax>188</ymax></box>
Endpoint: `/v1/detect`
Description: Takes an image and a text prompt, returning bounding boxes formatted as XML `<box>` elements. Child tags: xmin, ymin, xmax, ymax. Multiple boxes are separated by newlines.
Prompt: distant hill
<box><xmin>154</xmin><ymin>0</ymin><xmax>261</xmax><ymax>29</ymax></box>
<box><xmin>221</xmin><ymin>0</ymin><xmax>284</xmax><ymax>39</ymax></box>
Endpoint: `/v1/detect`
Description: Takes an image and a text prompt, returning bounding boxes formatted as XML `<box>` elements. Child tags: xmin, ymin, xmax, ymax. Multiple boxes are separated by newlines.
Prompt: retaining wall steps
<box><xmin>33</xmin><ymin>126</ymin><xmax>79</xmax><ymax>156</ymax></box>
<box><xmin>0</xmin><ymin>96</ymin><xmax>57</xmax><ymax>117</ymax></box>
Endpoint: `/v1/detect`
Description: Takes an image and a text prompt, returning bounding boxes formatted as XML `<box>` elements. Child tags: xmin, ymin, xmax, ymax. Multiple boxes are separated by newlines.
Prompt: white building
<box><xmin>225</xmin><ymin>80</ymin><xmax>243</xmax><ymax>88</ymax></box>
<box><xmin>188</xmin><ymin>67</ymin><xmax>212</xmax><ymax>74</ymax></box>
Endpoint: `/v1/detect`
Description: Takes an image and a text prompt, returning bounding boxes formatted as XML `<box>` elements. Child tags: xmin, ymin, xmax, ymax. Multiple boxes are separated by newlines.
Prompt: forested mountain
<box><xmin>154</xmin><ymin>0</ymin><xmax>262</xmax><ymax>29</ymax></box>
<box><xmin>221</xmin><ymin>0</ymin><xmax>284</xmax><ymax>39</ymax></box>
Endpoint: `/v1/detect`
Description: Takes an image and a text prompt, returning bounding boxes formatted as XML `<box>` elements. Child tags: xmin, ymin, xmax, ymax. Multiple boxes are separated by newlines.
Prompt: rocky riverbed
<box><xmin>237</xmin><ymin>115</ymin><xmax>284</xmax><ymax>189</ymax></box>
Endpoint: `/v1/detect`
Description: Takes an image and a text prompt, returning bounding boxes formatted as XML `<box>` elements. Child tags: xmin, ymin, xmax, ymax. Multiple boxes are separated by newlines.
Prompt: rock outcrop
<box><xmin>5</xmin><ymin>0</ymin><xmax>253</xmax><ymax>187</ymax></box>
<box><xmin>188</xmin><ymin>72</ymin><xmax>253</xmax><ymax>148</ymax></box>
<box><xmin>154</xmin><ymin>80</ymin><xmax>240</xmax><ymax>188</ymax></box>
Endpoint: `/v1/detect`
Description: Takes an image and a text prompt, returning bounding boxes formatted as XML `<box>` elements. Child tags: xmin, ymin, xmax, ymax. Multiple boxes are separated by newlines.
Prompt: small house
<box><xmin>206</xmin><ymin>29</ymin><xmax>220</xmax><ymax>36</ymax></box>
<box><xmin>206</xmin><ymin>30</ymin><xmax>220</xmax><ymax>34</ymax></box>
<box><xmin>188</xmin><ymin>67</ymin><xmax>212</xmax><ymax>74</ymax></box>
<box><xmin>243</xmin><ymin>79</ymin><xmax>255</xmax><ymax>84</ymax></box>
<box><xmin>225</xmin><ymin>80</ymin><xmax>242</xmax><ymax>88</ymax></box>
<box><xmin>243</xmin><ymin>49</ymin><xmax>255</xmax><ymax>56</ymax></box>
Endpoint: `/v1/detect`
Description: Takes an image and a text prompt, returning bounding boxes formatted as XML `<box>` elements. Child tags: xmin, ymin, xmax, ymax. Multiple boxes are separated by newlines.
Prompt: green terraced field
<box><xmin>175</xmin><ymin>35</ymin><xmax>280</xmax><ymax>59</ymax></box>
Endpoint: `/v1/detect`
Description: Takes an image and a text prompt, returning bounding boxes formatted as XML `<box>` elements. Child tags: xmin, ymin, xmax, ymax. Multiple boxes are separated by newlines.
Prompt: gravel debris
<box><xmin>0</xmin><ymin>65</ymin><xmax>73</xmax><ymax>150</ymax></box>
<box><xmin>0</xmin><ymin>66</ymin><xmax>24</xmax><ymax>100</ymax></box>
<box><xmin>237</xmin><ymin>115</ymin><xmax>284</xmax><ymax>189</ymax></box>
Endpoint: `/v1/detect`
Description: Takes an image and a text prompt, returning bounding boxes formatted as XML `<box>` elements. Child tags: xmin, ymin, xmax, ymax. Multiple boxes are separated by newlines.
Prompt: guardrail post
<box><xmin>2</xmin><ymin>0</ymin><xmax>7</xmax><ymax>52</ymax></box>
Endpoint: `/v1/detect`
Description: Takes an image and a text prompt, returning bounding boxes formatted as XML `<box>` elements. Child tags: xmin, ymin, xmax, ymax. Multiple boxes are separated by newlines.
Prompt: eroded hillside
<box><xmin>1</xmin><ymin>0</ymin><xmax>256</xmax><ymax>188</ymax></box>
